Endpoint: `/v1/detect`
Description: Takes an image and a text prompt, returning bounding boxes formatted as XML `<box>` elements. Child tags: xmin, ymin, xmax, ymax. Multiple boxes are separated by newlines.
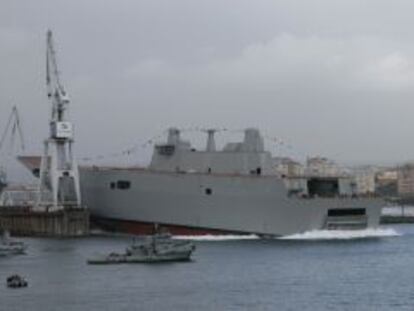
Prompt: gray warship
<box><xmin>87</xmin><ymin>232</ymin><xmax>195</xmax><ymax>264</ymax></box>
<box><xmin>79</xmin><ymin>128</ymin><xmax>384</xmax><ymax>236</ymax></box>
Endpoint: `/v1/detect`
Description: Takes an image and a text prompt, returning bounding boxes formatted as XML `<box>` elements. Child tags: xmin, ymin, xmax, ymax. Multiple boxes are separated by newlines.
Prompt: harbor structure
<box><xmin>0</xmin><ymin>106</ymin><xmax>25</xmax><ymax>194</ymax></box>
<box><xmin>375</xmin><ymin>168</ymin><xmax>398</xmax><ymax>197</ymax></box>
<box><xmin>398</xmin><ymin>163</ymin><xmax>414</xmax><ymax>196</ymax></box>
<box><xmin>272</xmin><ymin>157</ymin><xmax>306</xmax><ymax>194</ymax></box>
<box><xmin>0</xmin><ymin>185</ymin><xmax>37</xmax><ymax>206</ymax></box>
<box><xmin>272</xmin><ymin>157</ymin><xmax>304</xmax><ymax>177</ymax></box>
<box><xmin>352</xmin><ymin>166</ymin><xmax>377</xmax><ymax>195</ymax></box>
<box><xmin>0</xmin><ymin>31</ymin><xmax>88</xmax><ymax>236</ymax></box>
<box><xmin>36</xmin><ymin>30</ymin><xmax>81</xmax><ymax>211</ymax></box>
<box><xmin>305</xmin><ymin>157</ymin><xmax>344</xmax><ymax>177</ymax></box>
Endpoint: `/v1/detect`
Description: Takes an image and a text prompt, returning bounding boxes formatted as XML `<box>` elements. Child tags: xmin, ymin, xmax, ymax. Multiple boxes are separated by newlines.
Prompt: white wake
<box><xmin>279</xmin><ymin>228</ymin><xmax>400</xmax><ymax>240</ymax></box>
<box><xmin>173</xmin><ymin>234</ymin><xmax>259</xmax><ymax>241</ymax></box>
<box><xmin>173</xmin><ymin>228</ymin><xmax>401</xmax><ymax>241</ymax></box>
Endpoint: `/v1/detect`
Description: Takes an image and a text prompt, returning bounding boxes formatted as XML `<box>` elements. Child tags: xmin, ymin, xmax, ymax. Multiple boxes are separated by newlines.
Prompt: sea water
<box><xmin>0</xmin><ymin>225</ymin><xmax>412</xmax><ymax>311</ymax></box>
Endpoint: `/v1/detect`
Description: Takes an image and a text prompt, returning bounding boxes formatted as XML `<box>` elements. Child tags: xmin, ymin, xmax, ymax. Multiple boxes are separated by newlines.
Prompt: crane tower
<box><xmin>36</xmin><ymin>30</ymin><xmax>81</xmax><ymax>210</ymax></box>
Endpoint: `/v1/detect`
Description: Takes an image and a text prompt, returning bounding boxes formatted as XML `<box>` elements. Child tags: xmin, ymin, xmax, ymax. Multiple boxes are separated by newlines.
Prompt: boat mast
<box><xmin>36</xmin><ymin>30</ymin><xmax>81</xmax><ymax>210</ymax></box>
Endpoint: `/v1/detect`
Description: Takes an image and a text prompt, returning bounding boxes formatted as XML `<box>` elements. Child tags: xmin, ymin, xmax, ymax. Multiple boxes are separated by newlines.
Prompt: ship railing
<box><xmin>290</xmin><ymin>193</ymin><xmax>382</xmax><ymax>199</ymax></box>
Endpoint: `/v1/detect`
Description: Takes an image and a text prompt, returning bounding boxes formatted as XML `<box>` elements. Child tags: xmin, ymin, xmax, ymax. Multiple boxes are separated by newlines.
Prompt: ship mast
<box><xmin>36</xmin><ymin>30</ymin><xmax>81</xmax><ymax>210</ymax></box>
<box><xmin>205</xmin><ymin>129</ymin><xmax>217</xmax><ymax>152</ymax></box>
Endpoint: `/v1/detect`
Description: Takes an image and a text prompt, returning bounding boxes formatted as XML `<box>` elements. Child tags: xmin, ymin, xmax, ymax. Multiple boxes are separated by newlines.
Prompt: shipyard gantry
<box><xmin>0</xmin><ymin>30</ymin><xmax>89</xmax><ymax>237</ymax></box>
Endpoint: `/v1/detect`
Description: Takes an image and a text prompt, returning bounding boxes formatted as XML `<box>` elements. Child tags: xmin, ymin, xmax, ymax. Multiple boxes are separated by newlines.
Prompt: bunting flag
<box><xmin>78</xmin><ymin>127</ymin><xmax>307</xmax><ymax>162</ymax></box>
<box><xmin>262</xmin><ymin>133</ymin><xmax>306</xmax><ymax>160</ymax></box>
<box><xmin>79</xmin><ymin>130</ymin><xmax>168</xmax><ymax>162</ymax></box>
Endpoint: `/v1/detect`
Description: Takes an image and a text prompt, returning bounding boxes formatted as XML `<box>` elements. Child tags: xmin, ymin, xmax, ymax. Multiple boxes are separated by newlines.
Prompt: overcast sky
<box><xmin>2</xmin><ymin>0</ymin><xmax>414</xmax><ymax>180</ymax></box>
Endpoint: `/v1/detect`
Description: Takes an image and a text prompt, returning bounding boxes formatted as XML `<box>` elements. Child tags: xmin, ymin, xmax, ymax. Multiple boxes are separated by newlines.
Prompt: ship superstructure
<box><xmin>150</xmin><ymin>128</ymin><xmax>272</xmax><ymax>175</ymax></box>
<box><xmin>79</xmin><ymin>128</ymin><xmax>383</xmax><ymax>236</ymax></box>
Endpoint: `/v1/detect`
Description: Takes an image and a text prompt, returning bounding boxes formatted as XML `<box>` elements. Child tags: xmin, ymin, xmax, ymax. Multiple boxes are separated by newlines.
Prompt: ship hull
<box><xmin>80</xmin><ymin>167</ymin><xmax>383</xmax><ymax>236</ymax></box>
<box><xmin>91</xmin><ymin>216</ymin><xmax>242</xmax><ymax>235</ymax></box>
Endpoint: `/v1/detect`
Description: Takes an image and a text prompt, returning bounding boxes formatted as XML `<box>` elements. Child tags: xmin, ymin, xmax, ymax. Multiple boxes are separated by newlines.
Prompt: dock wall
<box><xmin>0</xmin><ymin>206</ymin><xmax>89</xmax><ymax>237</ymax></box>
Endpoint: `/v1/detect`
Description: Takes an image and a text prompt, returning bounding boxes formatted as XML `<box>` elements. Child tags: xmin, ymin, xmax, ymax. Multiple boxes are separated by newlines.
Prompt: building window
<box><xmin>117</xmin><ymin>180</ymin><xmax>131</xmax><ymax>190</ymax></box>
<box><xmin>205</xmin><ymin>188</ymin><xmax>212</xmax><ymax>195</ymax></box>
<box><xmin>110</xmin><ymin>182</ymin><xmax>116</xmax><ymax>189</ymax></box>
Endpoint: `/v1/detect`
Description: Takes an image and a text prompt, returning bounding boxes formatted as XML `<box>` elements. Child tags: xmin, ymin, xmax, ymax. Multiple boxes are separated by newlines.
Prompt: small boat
<box><xmin>6</xmin><ymin>274</ymin><xmax>28</xmax><ymax>288</ymax></box>
<box><xmin>0</xmin><ymin>231</ymin><xmax>27</xmax><ymax>256</ymax></box>
<box><xmin>87</xmin><ymin>232</ymin><xmax>196</xmax><ymax>264</ymax></box>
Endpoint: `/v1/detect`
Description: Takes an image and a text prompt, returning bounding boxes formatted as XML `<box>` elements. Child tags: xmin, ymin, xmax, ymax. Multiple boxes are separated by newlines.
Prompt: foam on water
<box><xmin>280</xmin><ymin>228</ymin><xmax>401</xmax><ymax>240</ymax></box>
<box><xmin>173</xmin><ymin>228</ymin><xmax>401</xmax><ymax>241</ymax></box>
<box><xmin>173</xmin><ymin>234</ymin><xmax>259</xmax><ymax>241</ymax></box>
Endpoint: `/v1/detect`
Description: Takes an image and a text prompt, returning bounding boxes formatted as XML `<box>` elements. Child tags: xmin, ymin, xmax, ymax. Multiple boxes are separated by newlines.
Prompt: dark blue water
<box><xmin>1</xmin><ymin>225</ymin><xmax>413</xmax><ymax>311</ymax></box>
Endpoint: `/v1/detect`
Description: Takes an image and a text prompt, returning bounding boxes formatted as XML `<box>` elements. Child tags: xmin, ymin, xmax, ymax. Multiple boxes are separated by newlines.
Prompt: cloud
<box><xmin>126</xmin><ymin>33</ymin><xmax>414</xmax><ymax>94</ymax></box>
<box><xmin>359</xmin><ymin>52</ymin><xmax>414</xmax><ymax>89</ymax></box>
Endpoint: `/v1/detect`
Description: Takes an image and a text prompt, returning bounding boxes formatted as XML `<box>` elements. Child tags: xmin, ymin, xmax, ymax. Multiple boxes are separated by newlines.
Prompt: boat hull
<box><xmin>91</xmin><ymin>216</ymin><xmax>243</xmax><ymax>235</ymax></box>
<box><xmin>87</xmin><ymin>252</ymin><xmax>193</xmax><ymax>264</ymax></box>
<box><xmin>80</xmin><ymin>167</ymin><xmax>383</xmax><ymax>236</ymax></box>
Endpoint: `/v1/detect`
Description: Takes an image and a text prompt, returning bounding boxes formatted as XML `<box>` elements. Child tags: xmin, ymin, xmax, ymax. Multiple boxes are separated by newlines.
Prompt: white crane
<box><xmin>0</xmin><ymin>105</ymin><xmax>25</xmax><ymax>189</ymax></box>
<box><xmin>0</xmin><ymin>106</ymin><xmax>25</xmax><ymax>155</ymax></box>
<box><xmin>37</xmin><ymin>30</ymin><xmax>81</xmax><ymax>210</ymax></box>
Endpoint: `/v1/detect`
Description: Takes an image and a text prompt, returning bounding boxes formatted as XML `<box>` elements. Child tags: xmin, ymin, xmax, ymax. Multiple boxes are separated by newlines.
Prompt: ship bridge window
<box><xmin>117</xmin><ymin>180</ymin><xmax>131</xmax><ymax>190</ymax></box>
<box><xmin>156</xmin><ymin>145</ymin><xmax>175</xmax><ymax>156</ymax></box>
<box><xmin>307</xmin><ymin>178</ymin><xmax>339</xmax><ymax>197</ymax></box>
<box><xmin>328</xmin><ymin>208</ymin><xmax>365</xmax><ymax>217</ymax></box>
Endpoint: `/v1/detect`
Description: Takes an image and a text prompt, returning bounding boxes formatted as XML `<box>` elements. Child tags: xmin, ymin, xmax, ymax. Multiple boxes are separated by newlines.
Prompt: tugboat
<box><xmin>6</xmin><ymin>274</ymin><xmax>28</xmax><ymax>288</ymax></box>
<box><xmin>0</xmin><ymin>230</ymin><xmax>27</xmax><ymax>256</ymax></box>
<box><xmin>87</xmin><ymin>232</ymin><xmax>196</xmax><ymax>264</ymax></box>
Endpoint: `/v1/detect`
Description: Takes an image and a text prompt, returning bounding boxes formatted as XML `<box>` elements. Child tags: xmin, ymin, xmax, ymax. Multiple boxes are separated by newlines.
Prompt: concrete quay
<box><xmin>0</xmin><ymin>206</ymin><xmax>89</xmax><ymax>237</ymax></box>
